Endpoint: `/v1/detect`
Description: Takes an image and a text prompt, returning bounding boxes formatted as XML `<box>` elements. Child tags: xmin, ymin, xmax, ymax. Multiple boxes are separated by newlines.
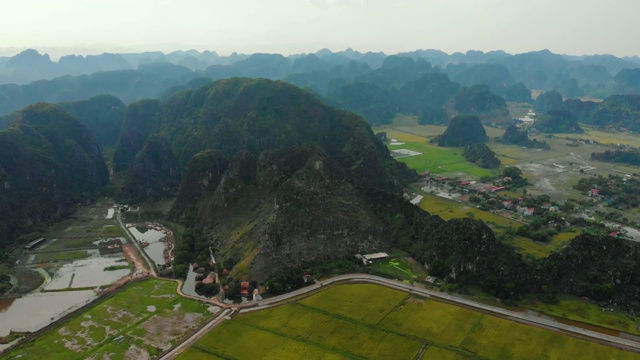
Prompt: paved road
<box><xmin>161</xmin><ymin>273</ymin><xmax>640</xmax><ymax>359</ymax></box>
<box><xmin>109</xmin><ymin>208</ymin><xmax>640</xmax><ymax>358</ymax></box>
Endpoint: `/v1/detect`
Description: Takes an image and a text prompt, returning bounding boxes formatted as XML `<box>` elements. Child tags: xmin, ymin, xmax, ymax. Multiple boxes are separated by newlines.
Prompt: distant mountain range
<box><xmin>1</xmin><ymin>48</ymin><xmax>639</xmax><ymax>97</ymax></box>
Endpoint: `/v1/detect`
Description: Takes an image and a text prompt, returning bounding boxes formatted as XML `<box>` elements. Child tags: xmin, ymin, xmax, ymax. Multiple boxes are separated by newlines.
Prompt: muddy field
<box><xmin>4</xmin><ymin>279</ymin><xmax>215</xmax><ymax>360</ymax></box>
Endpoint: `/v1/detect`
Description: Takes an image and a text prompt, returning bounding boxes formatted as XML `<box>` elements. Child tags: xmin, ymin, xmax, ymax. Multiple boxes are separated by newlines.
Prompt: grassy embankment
<box><xmin>416</xmin><ymin>191</ymin><xmax>523</xmax><ymax>228</ymax></box>
<box><xmin>33</xmin><ymin>251</ymin><xmax>89</xmax><ymax>263</ymax></box>
<box><xmin>506</xmin><ymin>231</ymin><xmax>581</xmax><ymax>259</ymax></box>
<box><xmin>521</xmin><ymin>296</ymin><xmax>640</xmax><ymax>336</ymax></box>
<box><xmin>181</xmin><ymin>284</ymin><xmax>640</xmax><ymax>360</ymax></box>
<box><xmin>4</xmin><ymin>279</ymin><xmax>213</xmax><ymax>360</ymax></box>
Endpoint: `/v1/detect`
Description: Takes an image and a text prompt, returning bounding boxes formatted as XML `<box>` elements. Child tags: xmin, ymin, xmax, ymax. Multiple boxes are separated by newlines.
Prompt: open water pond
<box><xmin>45</xmin><ymin>255</ymin><xmax>130</xmax><ymax>290</ymax></box>
<box><xmin>182</xmin><ymin>267</ymin><xmax>208</xmax><ymax>299</ymax></box>
<box><xmin>128</xmin><ymin>226</ymin><xmax>167</xmax><ymax>266</ymax></box>
<box><xmin>0</xmin><ymin>290</ymin><xmax>95</xmax><ymax>337</ymax></box>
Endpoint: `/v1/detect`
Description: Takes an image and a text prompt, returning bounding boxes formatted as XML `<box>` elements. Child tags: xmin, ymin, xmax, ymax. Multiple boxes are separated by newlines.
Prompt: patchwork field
<box><xmin>416</xmin><ymin>191</ymin><xmax>523</xmax><ymax>228</ymax></box>
<box><xmin>4</xmin><ymin>279</ymin><xmax>215</xmax><ymax>360</ymax></box>
<box><xmin>377</xmin><ymin>115</ymin><xmax>640</xmax><ymax>207</ymax></box>
<box><xmin>378</xmin><ymin>119</ymin><xmax>498</xmax><ymax>178</ymax></box>
<box><xmin>182</xmin><ymin>284</ymin><xmax>640</xmax><ymax>360</ymax></box>
<box><xmin>41</xmin><ymin>202</ymin><xmax>125</xmax><ymax>251</ymax></box>
<box><xmin>506</xmin><ymin>230</ymin><xmax>582</xmax><ymax>259</ymax></box>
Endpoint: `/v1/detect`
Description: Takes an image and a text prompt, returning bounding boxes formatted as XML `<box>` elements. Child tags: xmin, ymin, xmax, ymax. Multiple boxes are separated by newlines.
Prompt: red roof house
<box><xmin>240</xmin><ymin>282</ymin><xmax>250</xmax><ymax>295</ymax></box>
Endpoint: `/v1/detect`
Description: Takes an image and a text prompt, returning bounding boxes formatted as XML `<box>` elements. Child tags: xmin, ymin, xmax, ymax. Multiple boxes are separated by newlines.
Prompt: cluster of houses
<box><xmin>420</xmin><ymin>172</ymin><xmax>564</xmax><ymax>218</ymax></box>
<box><xmin>427</xmin><ymin>174</ymin><xmax>510</xmax><ymax>194</ymax></box>
<box><xmin>501</xmin><ymin>199</ymin><xmax>560</xmax><ymax>217</ymax></box>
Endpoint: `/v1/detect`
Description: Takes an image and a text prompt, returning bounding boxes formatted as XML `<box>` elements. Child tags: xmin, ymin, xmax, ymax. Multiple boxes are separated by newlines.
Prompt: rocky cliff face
<box><xmin>540</xmin><ymin>234</ymin><xmax>640</xmax><ymax>310</ymax></box>
<box><xmin>112</xmin><ymin>78</ymin><xmax>414</xmax><ymax>278</ymax></box>
<box><xmin>121</xmin><ymin>134</ymin><xmax>181</xmax><ymax>202</ymax></box>
<box><xmin>178</xmin><ymin>147</ymin><xmax>388</xmax><ymax>278</ymax></box>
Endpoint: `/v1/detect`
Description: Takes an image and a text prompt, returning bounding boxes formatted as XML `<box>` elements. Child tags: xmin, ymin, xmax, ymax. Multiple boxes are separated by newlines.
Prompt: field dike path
<box><xmin>161</xmin><ymin>274</ymin><xmax>640</xmax><ymax>359</ymax></box>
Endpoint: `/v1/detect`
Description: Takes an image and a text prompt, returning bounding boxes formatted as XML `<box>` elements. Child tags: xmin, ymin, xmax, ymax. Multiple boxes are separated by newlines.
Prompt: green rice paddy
<box><xmin>384</xmin><ymin>130</ymin><xmax>498</xmax><ymax>177</ymax></box>
<box><xmin>184</xmin><ymin>284</ymin><xmax>640</xmax><ymax>360</ymax></box>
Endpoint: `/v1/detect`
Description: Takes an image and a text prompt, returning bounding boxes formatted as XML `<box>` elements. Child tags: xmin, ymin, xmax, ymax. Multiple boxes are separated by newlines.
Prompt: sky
<box><xmin>2</xmin><ymin>0</ymin><xmax>639</xmax><ymax>59</ymax></box>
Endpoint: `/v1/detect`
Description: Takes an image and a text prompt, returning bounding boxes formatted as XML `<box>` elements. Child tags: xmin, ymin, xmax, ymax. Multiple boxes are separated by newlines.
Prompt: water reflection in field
<box><xmin>182</xmin><ymin>267</ymin><xmax>208</xmax><ymax>299</ymax></box>
<box><xmin>128</xmin><ymin>226</ymin><xmax>167</xmax><ymax>266</ymax></box>
<box><xmin>0</xmin><ymin>290</ymin><xmax>95</xmax><ymax>337</ymax></box>
<box><xmin>45</xmin><ymin>256</ymin><xmax>130</xmax><ymax>290</ymax></box>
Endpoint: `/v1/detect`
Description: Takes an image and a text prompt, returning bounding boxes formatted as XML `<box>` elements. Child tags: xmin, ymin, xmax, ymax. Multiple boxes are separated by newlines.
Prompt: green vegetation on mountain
<box><xmin>505</xmin><ymin>82</ymin><xmax>532</xmax><ymax>103</ymax></box>
<box><xmin>533</xmin><ymin>109</ymin><xmax>583</xmax><ymax>133</ymax></box>
<box><xmin>436</xmin><ymin>115</ymin><xmax>489</xmax><ymax>146</ymax></box>
<box><xmin>399</xmin><ymin>72</ymin><xmax>459</xmax><ymax>124</ymax></box>
<box><xmin>59</xmin><ymin>94</ymin><xmax>126</xmax><ymax>149</ymax></box>
<box><xmin>113</xmin><ymin>78</ymin><xmax>417</xmax><ymax>277</ymax></box>
<box><xmin>112</xmin><ymin>99</ymin><xmax>162</xmax><ymax>172</ymax></box>
<box><xmin>0</xmin><ymin>103</ymin><xmax>108</xmax><ymax>244</ymax></box>
<box><xmin>613</xmin><ymin>68</ymin><xmax>640</xmax><ymax>94</ymax></box>
<box><xmin>326</xmin><ymin>81</ymin><xmax>396</xmax><ymax>125</ymax></box>
<box><xmin>533</xmin><ymin>90</ymin><xmax>564</xmax><ymax>114</ymax></box>
<box><xmin>496</xmin><ymin>124</ymin><xmax>549</xmax><ymax>149</ymax></box>
<box><xmin>0</xmin><ymin>63</ymin><xmax>199</xmax><ymax>116</ymax></box>
<box><xmin>451</xmin><ymin>63</ymin><xmax>515</xmax><ymax>96</ymax></box>
<box><xmin>588</xmin><ymin>94</ymin><xmax>640</xmax><ymax>130</ymax></box>
<box><xmin>561</xmin><ymin>98</ymin><xmax>598</xmax><ymax>122</ymax></box>
<box><xmin>463</xmin><ymin>143</ymin><xmax>501</xmax><ymax>169</ymax></box>
<box><xmin>449</xmin><ymin>84</ymin><xmax>510</xmax><ymax>122</ymax></box>
<box><xmin>540</xmin><ymin>233</ymin><xmax>640</xmax><ymax>310</ymax></box>
<box><xmin>121</xmin><ymin>134</ymin><xmax>181</xmax><ymax>202</ymax></box>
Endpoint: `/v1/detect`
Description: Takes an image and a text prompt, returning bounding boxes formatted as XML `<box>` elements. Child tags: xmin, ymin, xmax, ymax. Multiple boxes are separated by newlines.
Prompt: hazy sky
<box><xmin>2</xmin><ymin>0</ymin><xmax>639</xmax><ymax>58</ymax></box>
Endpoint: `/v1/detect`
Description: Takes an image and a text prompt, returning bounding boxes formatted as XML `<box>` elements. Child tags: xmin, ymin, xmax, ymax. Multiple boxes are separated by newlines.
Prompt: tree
<box><xmin>175</xmin><ymin>264</ymin><xmax>189</xmax><ymax>279</ymax></box>
<box><xmin>503</xmin><ymin>167</ymin><xmax>523</xmax><ymax>179</ymax></box>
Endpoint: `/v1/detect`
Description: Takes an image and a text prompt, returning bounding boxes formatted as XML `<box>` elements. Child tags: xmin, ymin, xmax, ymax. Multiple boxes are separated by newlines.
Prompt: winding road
<box><xmin>161</xmin><ymin>273</ymin><xmax>640</xmax><ymax>359</ymax></box>
<box><xmin>114</xmin><ymin>208</ymin><xmax>640</xmax><ymax>359</ymax></box>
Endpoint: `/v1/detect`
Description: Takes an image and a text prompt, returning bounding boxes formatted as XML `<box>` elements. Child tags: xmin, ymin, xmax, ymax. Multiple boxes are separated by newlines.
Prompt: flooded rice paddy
<box><xmin>128</xmin><ymin>225</ymin><xmax>168</xmax><ymax>266</ymax></box>
<box><xmin>0</xmin><ymin>290</ymin><xmax>95</xmax><ymax>337</ymax></box>
<box><xmin>45</xmin><ymin>256</ymin><xmax>130</xmax><ymax>290</ymax></box>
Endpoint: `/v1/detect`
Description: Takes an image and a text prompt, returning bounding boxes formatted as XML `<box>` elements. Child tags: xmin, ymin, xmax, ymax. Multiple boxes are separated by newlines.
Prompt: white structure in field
<box><xmin>355</xmin><ymin>252</ymin><xmax>390</xmax><ymax>265</ymax></box>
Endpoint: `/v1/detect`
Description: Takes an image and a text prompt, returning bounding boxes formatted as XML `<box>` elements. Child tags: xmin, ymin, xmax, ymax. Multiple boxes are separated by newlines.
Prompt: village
<box><xmin>410</xmin><ymin>168</ymin><xmax>633</xmax><ymax>242</ymax></box>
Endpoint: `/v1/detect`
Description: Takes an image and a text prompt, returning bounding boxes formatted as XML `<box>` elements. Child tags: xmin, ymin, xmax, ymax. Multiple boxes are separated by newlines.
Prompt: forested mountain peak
<box><xmin>0</xmin><ymin>103</ymin><xmax>108</xmax><ymax>244</ymax></box>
